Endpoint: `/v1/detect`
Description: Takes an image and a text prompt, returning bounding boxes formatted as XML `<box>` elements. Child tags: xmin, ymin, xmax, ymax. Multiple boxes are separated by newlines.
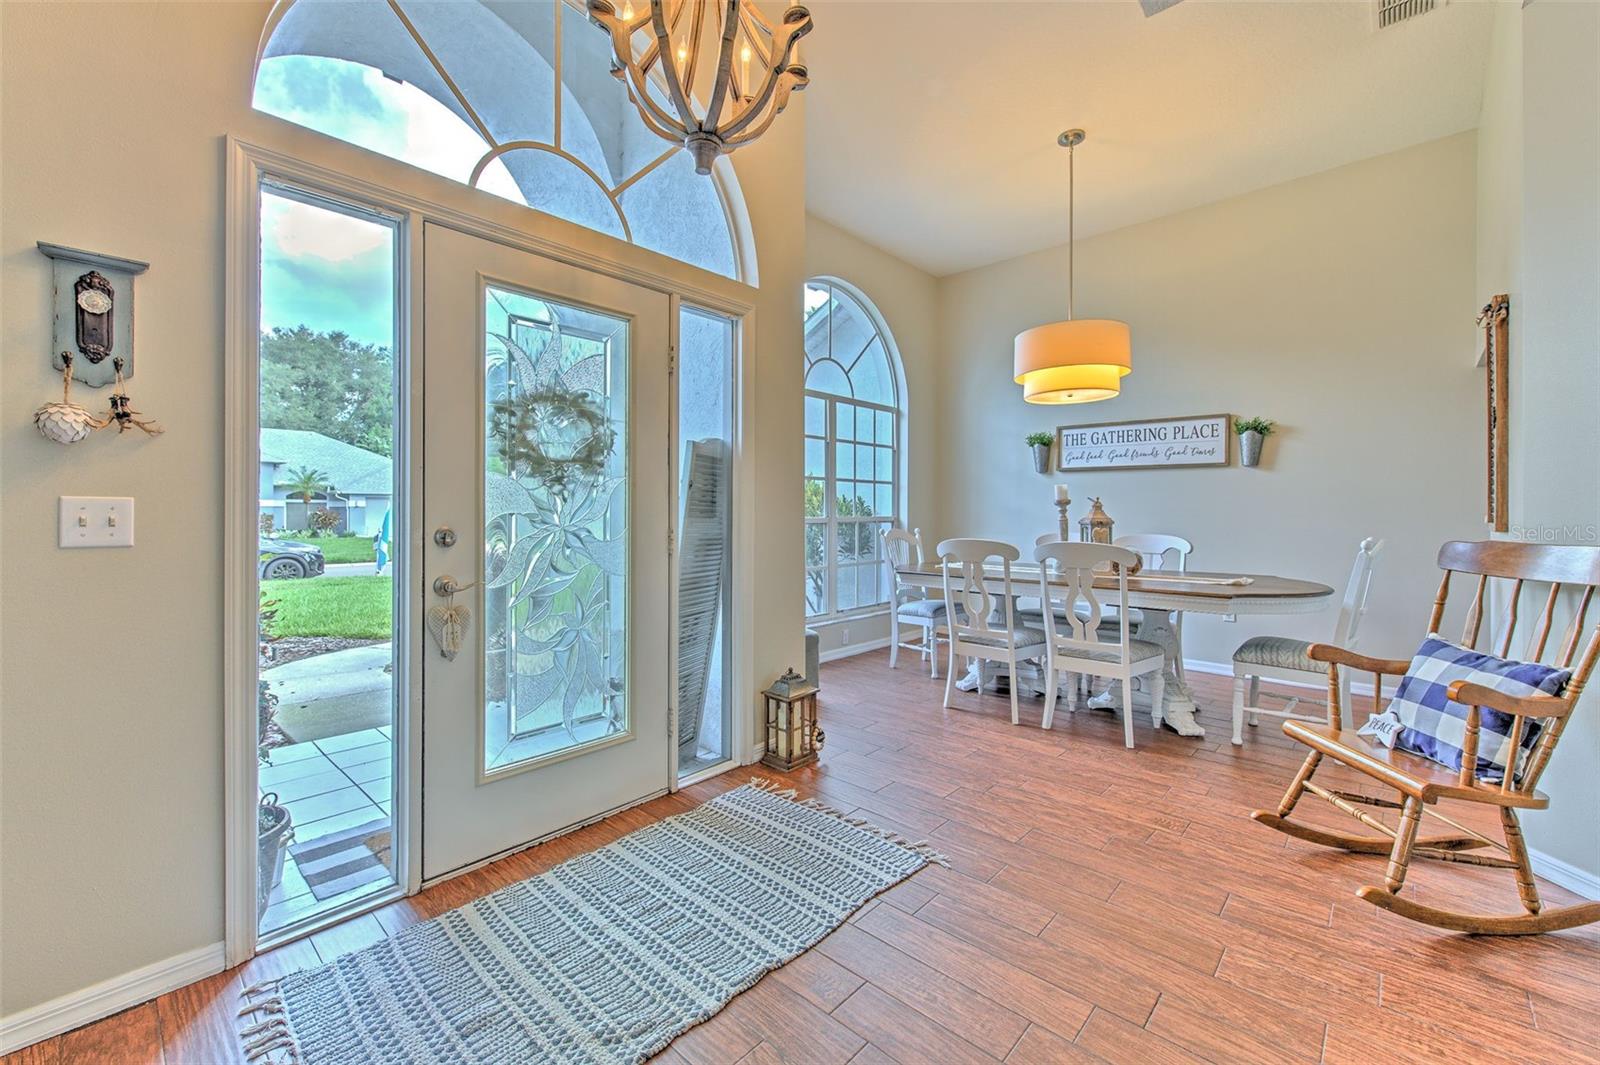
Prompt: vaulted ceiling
<box><xmin>803</xmin><ymin>0</ymin><xmax>1496</xmax><ymax>276</ymax></box>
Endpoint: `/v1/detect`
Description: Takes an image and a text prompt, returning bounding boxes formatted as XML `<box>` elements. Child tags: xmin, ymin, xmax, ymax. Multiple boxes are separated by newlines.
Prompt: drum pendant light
<box><xmin>1013</xmin><ymin>130</ymin><xmax>1132</xmax><ymax>404</ymax></box>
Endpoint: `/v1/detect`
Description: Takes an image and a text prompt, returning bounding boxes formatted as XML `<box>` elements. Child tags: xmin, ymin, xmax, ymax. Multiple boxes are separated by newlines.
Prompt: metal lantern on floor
<box><xmin>1080</xmin><ymin>497</ymin><xmax>1115</xmax><ymax>544</ymax></box>
<box><xmin>761</xmin><ymin>667</ymin><xmax>823</xmax><ymax>771</ymax></box>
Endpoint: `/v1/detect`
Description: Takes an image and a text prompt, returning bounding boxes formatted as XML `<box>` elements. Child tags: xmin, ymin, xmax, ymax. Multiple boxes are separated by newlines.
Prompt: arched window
<box><xmin>803</xmin><ymin>280</ymin><xmax>905</xmax><ymax>619</ymax></box>
<box><xmin>254</xmin><ymin>0</ymin><xmax>747</xmax><ymax>280</ymax></box>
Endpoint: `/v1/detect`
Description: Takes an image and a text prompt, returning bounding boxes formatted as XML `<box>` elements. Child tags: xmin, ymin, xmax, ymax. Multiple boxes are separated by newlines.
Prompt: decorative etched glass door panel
<box><xmin>483</xmin><ymin>287</ymin><xmax>631</xmax><ymax>773</ymax></box>
<box><xmin>422</xmin><ymin>223</ymin><xmax>669</xmax><ymax>880</ymax></box>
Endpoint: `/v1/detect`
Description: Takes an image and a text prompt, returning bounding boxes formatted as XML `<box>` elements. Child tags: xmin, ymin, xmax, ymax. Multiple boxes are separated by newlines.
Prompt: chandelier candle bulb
<box><xmin>787</xmin><ymin>0</ymin><xmax>804</xmax><ymax>68</ymax></box>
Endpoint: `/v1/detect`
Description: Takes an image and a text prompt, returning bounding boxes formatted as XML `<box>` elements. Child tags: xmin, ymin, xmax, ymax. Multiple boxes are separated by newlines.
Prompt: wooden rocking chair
<box><xmin>1252</xmin><ymin>540</ymin><xmax>1600</xmax><ymax>935</ymax></box>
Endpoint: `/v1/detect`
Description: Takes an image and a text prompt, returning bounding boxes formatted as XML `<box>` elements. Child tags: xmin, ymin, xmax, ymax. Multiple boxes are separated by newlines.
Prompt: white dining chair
<box><xmin>1016</xmin><ymin>533</ymin><xmax>1069</xmax><ymax>622</ymax></box>
<box><xmin>883</xmin><ymin>527</ymin><xmax>948</xmax><ymax>677</ymax></box>
<box><xmin>1230</xmin><ymin>536</ymin><xmax>1384</xmax><ymax>745</ymax></box>
<box><xmin>1112</xmin><ymin>533</ymin><xmax>1193</xmax><ymax>679</ymax></box>
<box><xmin>1115</xmin><ymin>533</ymin><xmax>1193</xmax><ymax>573</ymax></box>
<box><xmin>936</xmin><ymin>538</ymin><xmax>1048</xmax><ymax>725</ymax></box>
<box><xmin>1034</xmin><ymin>542</ymin><xmax>1165</xmax><ymax>748</ymax></box>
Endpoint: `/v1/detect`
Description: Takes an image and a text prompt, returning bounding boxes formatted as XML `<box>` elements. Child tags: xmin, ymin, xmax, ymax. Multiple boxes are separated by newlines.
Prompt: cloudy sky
<box><xmin>254</xmin><ymin>55</ymin><xmax>522</xmax><ymax>346</ymax></box>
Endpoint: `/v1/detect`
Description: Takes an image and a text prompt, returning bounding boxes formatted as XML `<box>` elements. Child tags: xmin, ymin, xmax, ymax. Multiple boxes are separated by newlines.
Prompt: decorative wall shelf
<box><xmin>38</xmin><ymin>242</ymin><xmax>149</xmax><ymax>389</ymax></box>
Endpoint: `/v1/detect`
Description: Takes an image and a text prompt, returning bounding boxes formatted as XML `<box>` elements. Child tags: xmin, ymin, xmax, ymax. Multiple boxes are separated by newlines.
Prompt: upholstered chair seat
<box><xmin>1232</xmin><ymin>635</ymin><xmax>1326</xmax><ymax>674</ymax></box>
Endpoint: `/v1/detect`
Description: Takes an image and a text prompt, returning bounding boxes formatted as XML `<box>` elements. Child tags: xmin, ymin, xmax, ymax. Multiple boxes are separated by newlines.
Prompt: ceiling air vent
<box><xmin>1376</xmin><ymin>0</ymin><xmax>1437</xmax><ymax>30</ymax></box>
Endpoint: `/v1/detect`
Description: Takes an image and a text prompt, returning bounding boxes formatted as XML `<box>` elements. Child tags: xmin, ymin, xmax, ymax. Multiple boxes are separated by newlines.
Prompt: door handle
<box><xmin>433</xmin><ymin>575</ymin><xmax>477</xmax><ymax>597</ymax></box>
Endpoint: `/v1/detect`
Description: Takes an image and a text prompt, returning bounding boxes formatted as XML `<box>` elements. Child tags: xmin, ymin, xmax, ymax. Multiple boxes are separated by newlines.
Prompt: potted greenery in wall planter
<box><xmin>1026</xmin><ymin>431</ymin><xmax>1054</xmax><ymax>474</ymax></box>
<box><xmin>1235</xmin><ymin>417</ymin><xmax>1275</xmax><ymax>468</ymax></box>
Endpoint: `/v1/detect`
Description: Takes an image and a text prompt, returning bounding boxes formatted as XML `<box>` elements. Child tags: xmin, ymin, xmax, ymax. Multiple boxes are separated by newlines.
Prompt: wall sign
<box><xmin>1056</xmin><ymin>414</ymin><xmax>1231</xmax><ymax>472</ymax></box>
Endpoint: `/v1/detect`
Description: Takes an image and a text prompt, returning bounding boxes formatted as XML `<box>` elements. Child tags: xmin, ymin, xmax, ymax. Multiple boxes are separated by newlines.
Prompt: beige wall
<box><xmin>1475</xmin><ymin>0</ymin><xmax>1522</xmax><ymax>313</ymax></box>
<box><xmin>1505</xmin><ymin>0</ymin><xmax>1600</xmax><ymax>879</ymax></box>
<box><xmin>0</xmin><ymin>1</ymin><xmax>804</xmax><ymax>1017</ymax></box>
<box><xmin>935</xmin><ymin>133</ymin><xmax>1484</xmax><ymax>672</ymax></box>
<box><xmin>803</xmin><ymin>215</ymin><xmax>940</xmax><ymax>656</ymax></box>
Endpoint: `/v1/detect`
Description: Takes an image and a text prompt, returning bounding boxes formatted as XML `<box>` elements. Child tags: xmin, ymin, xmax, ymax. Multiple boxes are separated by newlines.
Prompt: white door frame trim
<box><xmin>667</xmin><ymin>295</ymin><xmax>758</xmax><ymax>788</ymax></box>
<box><xmin>224</xmin><ymin>134</ymin><xmax>756</xmax><ymax>965</ymax></box>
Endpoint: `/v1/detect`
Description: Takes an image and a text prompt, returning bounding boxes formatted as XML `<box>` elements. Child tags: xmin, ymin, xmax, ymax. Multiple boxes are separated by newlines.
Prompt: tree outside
<box><xmin>261</xmin><ymin>326</ymin><xmax>394</xmax><ymax>457</ymax></box>
<box><xmin>804</xmin><ymin>480</ymin><xmax>881</xmax><ymax>611</ymax></box>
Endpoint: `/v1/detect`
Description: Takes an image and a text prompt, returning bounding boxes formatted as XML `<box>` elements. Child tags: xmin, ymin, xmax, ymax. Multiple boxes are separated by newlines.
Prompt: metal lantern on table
<box><xmin>1080</xmin><ymin>497</ymin><xmax>1115</xmax><ymax>544</ymax></box>
<box><xmin>761</xmin><ymin>667</ymin><xmax>823</xmax><ymax>771</ymax></box>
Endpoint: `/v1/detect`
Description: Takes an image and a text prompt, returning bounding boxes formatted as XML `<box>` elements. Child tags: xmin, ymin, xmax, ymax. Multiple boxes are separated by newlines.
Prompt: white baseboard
<box><xmin>1529</xmin><ymin>848</ymin><xmax>1600</xmax><ymax>900</ymax></box>
<box><xmin>1183</xmin><ymin>657</ymin><xmax>1377</xmax><ymax>697</ymax></box>
<box><xmin>0</xmin><ymin>941</ymin><xmax>226</xmax><ymax>1055</ymax></box>
<box><xmin>820</xmin><ymin>636</ymin><xmax>891</xmax><ymax>664</ymax></box>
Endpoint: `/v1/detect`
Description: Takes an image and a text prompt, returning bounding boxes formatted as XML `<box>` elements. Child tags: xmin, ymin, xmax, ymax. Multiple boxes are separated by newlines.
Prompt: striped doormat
<box><xmin>288</xmin><ymin>820</ymin><xmax>392</xmax><ymax>901</ymax></box>
<box><xmin>241</xmin><ymin>779</ymin><xmax>943</xmax><ymax>1065</ymax></box>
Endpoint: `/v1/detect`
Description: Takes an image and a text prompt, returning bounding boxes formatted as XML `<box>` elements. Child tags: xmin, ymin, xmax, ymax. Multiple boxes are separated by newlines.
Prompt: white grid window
<box><xmin>803</xmin><ymin>281</ymin><xmax>901</xmax><ymax>619</ymax></box>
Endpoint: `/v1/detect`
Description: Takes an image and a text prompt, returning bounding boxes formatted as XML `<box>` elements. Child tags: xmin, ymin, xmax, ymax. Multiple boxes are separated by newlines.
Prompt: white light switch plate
<box><xmin>59</xmin><ymin>496</ymin><xmax>135</xmax><ymax>548</ymax></box>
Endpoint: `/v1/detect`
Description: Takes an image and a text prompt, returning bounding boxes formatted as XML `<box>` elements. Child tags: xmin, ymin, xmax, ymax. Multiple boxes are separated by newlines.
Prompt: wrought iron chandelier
<box><xmin>587</xmin><ymin>0</ymin><xmax>813</xmax><ymax>175</ymax></box>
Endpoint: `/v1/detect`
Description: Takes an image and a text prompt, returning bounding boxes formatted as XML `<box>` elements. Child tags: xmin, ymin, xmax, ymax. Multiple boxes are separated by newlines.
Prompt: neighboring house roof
<box><xmin>261</xmin><ymin>428</ymin><xmax>393</xmax><ymax>496</ymax></box>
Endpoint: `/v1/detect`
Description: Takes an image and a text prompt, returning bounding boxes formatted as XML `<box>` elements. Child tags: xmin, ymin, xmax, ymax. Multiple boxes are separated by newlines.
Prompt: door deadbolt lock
<box><xmin>434</xmin><ymin>526</ymin><xmax>457</xmax><ymax>548</ymax></box>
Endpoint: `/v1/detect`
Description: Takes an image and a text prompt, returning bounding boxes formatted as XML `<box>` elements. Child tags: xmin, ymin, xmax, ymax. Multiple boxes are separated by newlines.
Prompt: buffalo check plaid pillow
<box><xmin>1387</xmin><ymin>636</ymin><xmax>1571</xmax><ymax>785</ymax></box>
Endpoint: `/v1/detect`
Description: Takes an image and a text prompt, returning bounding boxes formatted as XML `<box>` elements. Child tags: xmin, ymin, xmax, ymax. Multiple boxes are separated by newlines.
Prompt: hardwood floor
<box><xmin>10</xmin><ymin>650</ymin><xmax>1600</xmax><ymax>1063</ymax></box>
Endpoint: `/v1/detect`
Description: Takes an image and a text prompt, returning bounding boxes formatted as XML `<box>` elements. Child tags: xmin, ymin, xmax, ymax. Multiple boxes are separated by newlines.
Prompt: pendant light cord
<box><xmin>1067</xmin><ymin>140</ymin><xmax>1075</xmax><ymax>321</ymax></box>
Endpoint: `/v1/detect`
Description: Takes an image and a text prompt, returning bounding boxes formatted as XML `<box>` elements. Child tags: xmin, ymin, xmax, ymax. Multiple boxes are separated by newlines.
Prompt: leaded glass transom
<box><xmin>255</xmin><ymin>0</ymin><xmax>743</xmax><ymax>279</ymax></box>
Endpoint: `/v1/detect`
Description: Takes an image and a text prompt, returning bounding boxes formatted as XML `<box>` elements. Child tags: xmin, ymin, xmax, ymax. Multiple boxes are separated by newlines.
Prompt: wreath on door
<box><xmin>490</xmin><ymin>383</ymin><xmax>615</xmax><ymax>493</ymax></box>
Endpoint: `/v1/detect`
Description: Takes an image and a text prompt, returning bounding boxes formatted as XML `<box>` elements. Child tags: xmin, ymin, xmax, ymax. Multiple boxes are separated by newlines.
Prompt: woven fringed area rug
<box><xmin>239</xmin><ymin>779</ymin><xmax>943</xmax><ymax>1065</ymax></box>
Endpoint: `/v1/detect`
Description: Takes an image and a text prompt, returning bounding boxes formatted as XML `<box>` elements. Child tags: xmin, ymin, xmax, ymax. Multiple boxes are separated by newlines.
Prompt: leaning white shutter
<box><xmin>676</xmin><ymin>439</ymin><xmax>729</xmax><ymax>757</ymax></box>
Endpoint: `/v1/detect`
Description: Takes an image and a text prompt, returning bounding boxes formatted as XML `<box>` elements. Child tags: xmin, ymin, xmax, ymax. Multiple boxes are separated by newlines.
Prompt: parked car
<box><xmin>259</xmin><ymin>536</ymin><xmax>325</xmax><ymax>580</ymax></box>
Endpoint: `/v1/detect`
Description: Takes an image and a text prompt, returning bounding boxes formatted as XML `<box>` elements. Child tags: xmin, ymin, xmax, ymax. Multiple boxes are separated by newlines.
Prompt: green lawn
<box><xmin>262</xmin><ymin>575</ymin><xmax>391</xmax><ymax>638</ymax></box>
<box><xmin>301</xmin><ymin>534</ymin><xmax>375</xmax><ymax>564</ymax></box>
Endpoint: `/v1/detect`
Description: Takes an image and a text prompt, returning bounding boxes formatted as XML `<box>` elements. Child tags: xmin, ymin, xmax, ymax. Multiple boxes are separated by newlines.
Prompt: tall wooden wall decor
<box><xmin>1479</xmin><ymin>294</ymin><xmax>1510</xmax><ymax>533</ymax></box>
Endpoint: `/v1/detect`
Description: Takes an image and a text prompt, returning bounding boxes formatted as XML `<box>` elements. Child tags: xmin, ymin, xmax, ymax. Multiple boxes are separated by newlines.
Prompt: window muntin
<box><xmin>803</xmin><ymin>282</ymin><xmax>901</xmax><ymax>620</ymax></box>
<box><xmin>254</xmin><ymin>0</ymin><xmax>740</xmax><ymax>279</ymax></box>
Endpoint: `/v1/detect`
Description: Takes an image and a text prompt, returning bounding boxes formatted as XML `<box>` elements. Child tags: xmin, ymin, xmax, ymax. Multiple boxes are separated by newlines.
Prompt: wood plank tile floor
<box><xmin>10</xmin><ymin>650</ymin><xmax>1599</xmax><ymax>1063</ymax></box>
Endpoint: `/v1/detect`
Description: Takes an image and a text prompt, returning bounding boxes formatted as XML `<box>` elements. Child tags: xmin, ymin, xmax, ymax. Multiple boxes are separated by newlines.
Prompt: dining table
<box><xmin>893</xmin><ymin>562</ymin><xmax>1334</xmax><ymax>738</ymax></box>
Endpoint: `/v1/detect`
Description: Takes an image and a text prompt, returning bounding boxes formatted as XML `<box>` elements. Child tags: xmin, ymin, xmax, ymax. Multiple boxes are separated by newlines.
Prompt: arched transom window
<box><xmin>803</xmin><ymin>280</ymin><xmax>903</xmax><ymax>619</ymax></box>
<box><xmin>254</xmin><ymin>0</ymin><xmax>745</xmax><ymax>279</ymax></box>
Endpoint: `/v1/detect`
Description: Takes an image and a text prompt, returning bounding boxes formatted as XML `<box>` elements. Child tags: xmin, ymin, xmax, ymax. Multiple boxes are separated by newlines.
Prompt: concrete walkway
<box><xmin>265</xmin><ymin>643</ymin><xmax>392</xmax><ymax>743</ymax></box>
<box><xmin>324</xmin><ymin>562</ymin><xmax>381</xmax><ymax>577</ymax></box>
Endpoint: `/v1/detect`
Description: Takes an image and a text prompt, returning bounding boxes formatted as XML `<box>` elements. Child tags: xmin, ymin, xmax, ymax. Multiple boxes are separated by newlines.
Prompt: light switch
<box><xmin>59</xmin><ymin>497</ymin><xmax>134</xmax><ymax>548</ymax></box>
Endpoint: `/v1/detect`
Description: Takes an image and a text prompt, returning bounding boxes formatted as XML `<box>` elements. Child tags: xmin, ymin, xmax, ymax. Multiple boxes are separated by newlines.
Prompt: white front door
<box><xmin>421</xmin><ymin>223</ymin><xmax>672</xmax><ymax>880</ymax></box>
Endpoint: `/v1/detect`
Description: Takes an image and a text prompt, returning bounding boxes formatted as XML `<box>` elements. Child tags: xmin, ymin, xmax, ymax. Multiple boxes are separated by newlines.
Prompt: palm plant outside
<box><xmin>284</xmin><ymin>465</ymin><xmax>330</xmax><ymax>505</ymax></box>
